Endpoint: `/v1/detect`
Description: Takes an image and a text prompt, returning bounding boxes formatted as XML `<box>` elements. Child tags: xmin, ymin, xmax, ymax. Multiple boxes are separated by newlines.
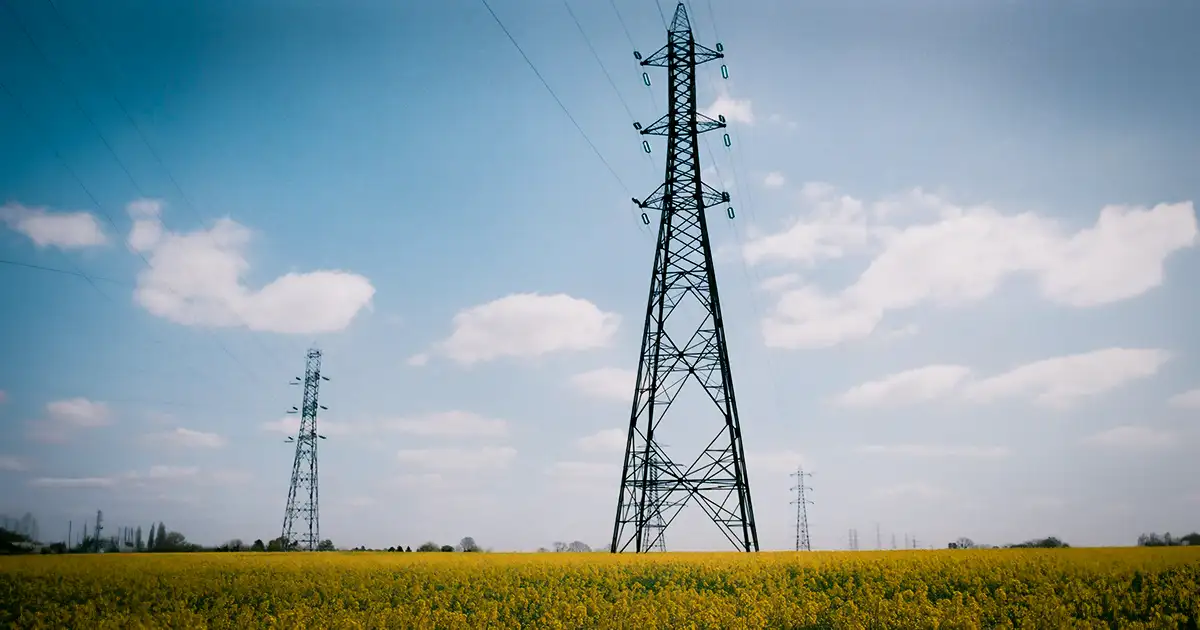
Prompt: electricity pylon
<box><xmin>612</xmin><ymin>2</ymin><xmax>758</xmax><ymax>553</ymax></box>
<box><xmin>790</xmin><ymin>467</ymin><xmax>813</xmax><ymax>551</ymax></box>
<box><xmin>281</xmin><ymin>348</ymin><xmax>329</xmax><ymax>552</ymax></box>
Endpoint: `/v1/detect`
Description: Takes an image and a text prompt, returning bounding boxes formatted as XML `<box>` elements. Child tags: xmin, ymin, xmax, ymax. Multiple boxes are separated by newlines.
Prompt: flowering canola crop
<box><xmin>2</xmin><ymin>548</ymin><xmax>1198</xmax><ymax>628</ymax></box>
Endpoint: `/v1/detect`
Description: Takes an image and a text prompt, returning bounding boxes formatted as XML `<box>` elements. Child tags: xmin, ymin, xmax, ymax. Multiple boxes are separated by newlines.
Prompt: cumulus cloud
<box><xmin>26</xmin><ymin>398</ymin><xmax>112</xmax><ymax>443</ymax></box>
<box><xmin>396</xmin><ymin>446</ymin><xmax>517</xmax><ymax>472</ymax></box>
<box><xmin>436</xmin><ymin>293</ymin><xmax>620</xmax><ymax>365</ymax></box>
<box><xmin>962</xmin><ymin>348</ymin><xmax>1169</xmax><ymax>408</ymax></box>
<box><xmin>570</xmin><ymin>368</ymin><xmax>636</xmax><ymax>401</ymax></box>
<box><xmin>381</xmin><ymin>411</ymin><xmax>508</xmax><ymax>438</ymax></box>
<box><xmin>746</xmin><ymin>185</ymin><xmax>1197</xmax><ymax>348</ymax></box>
<box><xmin>835</xmin><ymin>348</ymin><xmax>1169</xmax><ymax>409</ymax></box>
<box><xmin>125</xmin><ymin>199</ymin><xmax>375</xmax><ymax>334</ymax></box>
<box><xmin>703</xmin><ymin>90</ymin><xmax>754</xmax><ymax>125</ymax></box>
<box><xmin>763</xmin><ymin>172</ymin><xmax>786</xmax><ymax>188</ymax></box>
<box><xmin>576</xmin><ymin>428</ymin><xmax>627</xmax><ymax>454</ymax></box>
<box><xmin>0</xmin><ymin>202</ymin><xmax>108</xmax><ymax>249</ymax></box>
<box><xmin>1167</xmin><ymin>388</ymin><xmax>1200</xmax><ymax>409</ymax></box>
<box><xmin>835</xmin><ymin>365</ymin><xmax>971</xmax><ymax>408</ymax></box>
<box><xmin>1083</xmin><ymin>425</ymin><xmax>1177</xmax><ymax>450</ymax></box>
<box><xmin>142</xmin><ymin>427</ymin><xmax>226</xmax><ymax>449</ymax></box>
<box><xmin>855</xmin><ymin>444</ymin><xmax>1010</xmax><ymax>459</ymax></box>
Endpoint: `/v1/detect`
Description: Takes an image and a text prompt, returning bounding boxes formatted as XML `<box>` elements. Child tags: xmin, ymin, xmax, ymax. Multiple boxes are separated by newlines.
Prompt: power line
<box><xmin>0</xmin><ymin>78</ymin><xmax>263</xmax><ymax>387</ymax></box>
<box><xmin>477</xmin><ymin>0</ymin><xmax>632</xmax><ymax>196</ymax></box>
<box><xmin>0</xmin><ymin>0</ymin><xmax>289</xmax><ymax>383</ymax></box>
<box><xmin>30</xmin><ymin>0</ymin><xmax>297</xmax><ymax>378</ymax></box>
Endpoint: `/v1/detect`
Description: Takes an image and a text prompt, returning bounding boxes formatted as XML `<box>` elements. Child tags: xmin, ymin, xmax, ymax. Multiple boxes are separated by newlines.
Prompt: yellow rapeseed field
<box><xmin>2</xmin><ymin>548</ymin><xmax>1198</xmax><ymax>629</ymax></box>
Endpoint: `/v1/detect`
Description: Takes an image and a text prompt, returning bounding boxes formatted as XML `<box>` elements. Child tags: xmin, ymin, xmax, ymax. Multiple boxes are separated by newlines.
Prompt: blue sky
<box><xmin>1</xmin><ymin>0</ymin><xmax>1198</xmax><ymax>551</ymax></box>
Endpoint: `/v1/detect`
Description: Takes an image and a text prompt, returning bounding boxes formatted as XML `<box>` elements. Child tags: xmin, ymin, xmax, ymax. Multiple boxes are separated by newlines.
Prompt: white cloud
<box><xmin>758</xmin><ymin>273</ymin><xmax>801</xmax><ymax>293</ymax></box>
<box><xmin>406</xmin><ymin>353</ymin><xmax>430</xmax><ymax>367</ymax></box>
<box><xmin>963</xmin><ymin>348</ymin><xmax>1169</xmax><ymax>408</ymax></box>
<box><xmin>763</xmin><ymin>172</ymin><xmax>786</xmax><ymax>188</ymax></box>
<box><xmin>749</xmin><ymin>185</ymin><xmax>1197</xmax><ymax>348</ymax></box>
<box><xmin>744</xmin><ymin>184</ymin><xmax>871</xmax><ymax>268</ymax></box>
<box><xmin>835</xmin><ymin>365</ymin><xmax>971</xmax><ymax>408</ymax></box>
<box><xmin>28</xmin><ymin>465</ymin><xmax>238</xmax><ymax>492</ymax></box>
<box><xmin>569</xmin><ymin>368</ymin><xmax>636</xmax><ymax>401</ymax></box>
<box><xmin>437</xmin><ymin>293</ymin><xmax>620</xmax><ymax>365</ymax></box>
<box><xmin>396</xmin><ymin>446</ymin><xmax>517</xmax><ymax>472</ymax></box>
<box><xmin>126</xmin><ymin>199</ymin><xmax>376</xmax><ymax>334</ymax></box>
<box><xmin>855</xmin><ymin>444</ymin><xmax>1010</xmax><ymax>459</ymax></box>
<box><xmin>29</xmin><ymin>476</ymin><xmax>116</xmax><ymax>489</ymax></box>
<box><xmin>261</xmin><ymin>416</ymin><xmax>353</xmax><ymax>437</ymax></box>
<box><xmin>576</xmin><ymin>428</ymin><xmax>627</xmax><ymax>454</ymax></box>
<box><xmin>703</xmin><ymin>91</ymin><xmax>754</xmax><ymax>125</ymax></box>
<box><xmin>0</xmin><ymin>202</ymin><xmax>108</xmax><ymax>249</ymax></box>
<box><xmin>381</xmin><ymin>411</ymin><xmax>508</xmax><ymax>438</ymax></box>
<box><xmin>1083</xmin><ymin>425</ymin><xmax>1177</xmax><ymax>450</ymax></box>
<box><xmin>26</xmin><ymin>398</ymin><xmax>112</xmax><ymax>443</ymax></box>
<box><xmin>143</xmin><ymin>427</ymin><xmax>226</xmax><ymax>449</ymax></box>
<box><xmin>1167</xmin><ymin>388</ymin><xmax>1200</xmax><ymax>409</ymax></box>
<box><xmin>0</xmin><ymin>456</ymin><xmax>28</xmax><ymax>472</ymax></box>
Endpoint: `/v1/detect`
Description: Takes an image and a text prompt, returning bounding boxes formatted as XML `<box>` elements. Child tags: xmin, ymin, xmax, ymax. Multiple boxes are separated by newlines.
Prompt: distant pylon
<box><xmin>790</xmin><ymin>467</ymin><xmax>813</xmax><ymax>551</ymax></box>
<box><xmin>611</xmin><ymin>1</ymin><xmax>758</xmax><ymax>554</ymax></box>
<box><xmin>281</xmin><ymin>348</ymin><xmax>330</xmax><ymax>552</ymax></box>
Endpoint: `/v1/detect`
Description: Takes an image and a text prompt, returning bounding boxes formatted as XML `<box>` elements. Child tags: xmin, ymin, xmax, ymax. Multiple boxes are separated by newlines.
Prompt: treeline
<box><xmin>1137</xmin><ymin>532</ymin><xmax>1200</xmax><ymax>547</ymax></box>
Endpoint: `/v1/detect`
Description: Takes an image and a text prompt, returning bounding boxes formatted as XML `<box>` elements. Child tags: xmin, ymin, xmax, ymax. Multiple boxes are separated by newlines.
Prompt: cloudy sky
<box><xmin>1</xmin><ymin>0</ymin><xmax>1198</xmax><ymax>551</ymax></box>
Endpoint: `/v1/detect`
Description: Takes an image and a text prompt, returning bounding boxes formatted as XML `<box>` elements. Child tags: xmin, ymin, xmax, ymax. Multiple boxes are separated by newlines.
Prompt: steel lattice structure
<box><xmin>790</xmin><ymin>467</ymin><xmax>813</xmax><ymax>552</ymax></box>
<box><xmin>281</xmin><ymin>348</ymin><xmax>328</xmax><ymax>552</ymax></box>
<box><xmin>611</xmin><ymin>3</ymin><xmax>758</xmax><ymax>553</ymax></box>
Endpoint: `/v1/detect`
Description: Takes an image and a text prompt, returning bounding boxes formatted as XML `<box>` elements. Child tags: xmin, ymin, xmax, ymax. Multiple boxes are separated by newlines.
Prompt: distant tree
<box><xmin>318</xmin><ymin>539</ymin><xmax>335</xmax><ymax>551</ymax></box>
<box><xmin>405</xmin><ymin>545</ymin><xmax>412</xmax><ymax>552</ymax></box>
<box><xmin>458</xmin><ymin>537</ymin><xmax>480</xmax><ymax>553</ymax></box>
<box><xmin>135</xmin><ymin>527</ymin><xmax>144</xmax><ymax>552</ymax></box>
<box><xmin>219</xmin><ymin>539</ymin><xmax>245</xmax><ymax>552</ymax></box>
<box><xmin>147</xmin><ymin>524</ymin><xmax>156</xmax><ymax>551</ymax></box>
<box><xmin>251</xmin><ymin>539</ymin><xmax>266</xmax><ymax>552</ymax></box>
<box><xmin>155</xmin><ymin>523</ymin><xmax>168</xmax><ymax>551</ymax></box>
<box><xmin>567</xmin><ymin>541</ymin><xmax>591</xmax><ymax>553</ymax></box>
<box><xmin>440</xmin><ymin>545</ymin><xmax>454</xmax><ymax>552</ymax></box>
<box><xmin>537</xmin><ymin>547</ymin><xmax>550</xmax><ymax>553</ymax></box>
<box><xmin>417</xmin><ymin>542</ymin><xmax>439</xmax><ymax>552</ymax></box>
<box><xmin>553</xmin><ymin>541</ymin><xmax>568</xmax><ymax>553</ymax></box>
<box><xmin>1008</xmin><ymin>536</ymin><xmax>1069</xmax><ymax>549</ymax></box>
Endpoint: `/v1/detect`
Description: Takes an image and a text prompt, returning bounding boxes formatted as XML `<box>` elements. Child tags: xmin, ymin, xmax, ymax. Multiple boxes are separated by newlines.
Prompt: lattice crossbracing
<box><xmin>611</xmin><ymin>3</ymin><xmax>758</xmax><ymax>554</ymax></box>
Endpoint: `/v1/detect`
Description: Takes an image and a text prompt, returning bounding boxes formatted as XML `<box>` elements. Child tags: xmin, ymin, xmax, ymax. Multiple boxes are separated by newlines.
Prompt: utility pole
<box><xmin>612</xmin><ymin>2</ymin><xmax>756</xmax><ymax>554</ymax></box>
<box><xmin>876</xmin><ymin>523</ymin><xmax>882</xmax><ymax>551</ymax></box>
<box><xmin>281</xmin><ymin>348</ymin><xmax>330</xmax><ymax>552</ymax></box>
<box><xmin>790</xmin><ymin>467</ymin><xmax>813</xmax><ymax>551</ymax></box>
<box><xmin>891</xmin><ymin>533</ymin><xmax>897</xmax><ymax>550</ymax></box>
<box><xmin>93</xmin><ymin>510</ymin><xmax>103</xmax><ymax>553</ymax></box>
<box><xmin>639</xmin><ymin>444</ymin><xmax>670</xmax><ymax>552</ymax></box>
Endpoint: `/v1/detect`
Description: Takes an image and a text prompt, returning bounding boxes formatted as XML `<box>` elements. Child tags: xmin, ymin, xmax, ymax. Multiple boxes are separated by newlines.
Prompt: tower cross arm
<box><xmin>700</xmin><ymin>182</ymin><xmax>731</xmax><ymax>208</ymax></box>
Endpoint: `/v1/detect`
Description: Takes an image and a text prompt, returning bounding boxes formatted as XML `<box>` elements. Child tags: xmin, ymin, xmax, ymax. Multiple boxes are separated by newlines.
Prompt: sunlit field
<box><xmin>3</xmin><ymin>548</ymin><xmax>1199</xmax><ymax>628</ymax></box>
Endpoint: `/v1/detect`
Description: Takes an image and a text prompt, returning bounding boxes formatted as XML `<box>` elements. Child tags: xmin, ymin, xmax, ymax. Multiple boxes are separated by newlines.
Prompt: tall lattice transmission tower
<box><xmin>281</xmin><ymin>348</ymin><xmax>330</xmax><ymax>552</ymax></box>
<box><xmin>790</xmin><ymin>467</ymin><xmax>813</xmax><ymax>551</ymax></box>
<box><xmin>612</xmin><ymin>2</ymin><xmax>758</xmax><ymax>553</ymax></box>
